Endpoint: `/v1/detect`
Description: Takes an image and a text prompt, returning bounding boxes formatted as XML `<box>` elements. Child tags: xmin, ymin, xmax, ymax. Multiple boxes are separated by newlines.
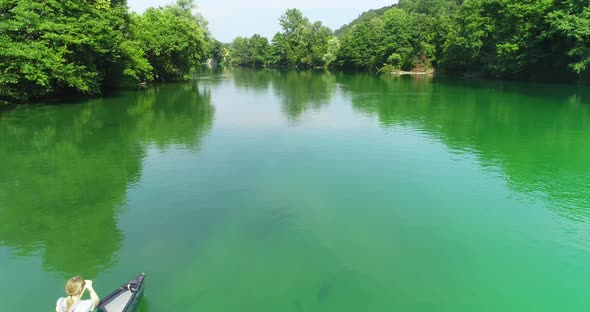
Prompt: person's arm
<box><xmin>84</xmin><ymin>280</ymin><xmax>100</xmax><ymax>308</ymax></box>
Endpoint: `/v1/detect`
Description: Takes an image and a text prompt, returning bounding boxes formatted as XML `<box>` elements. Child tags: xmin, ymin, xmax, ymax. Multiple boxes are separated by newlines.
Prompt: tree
<box><xmin>250</xmin><ymin>34</ymin><xmax>271</xmax><ymax>66</ymax></box>
<box><xmin>230</xmin><ymin>35</ymin><xmax>271</xmax><ymax>67</ymax></box>
<box><xmin>547</xmin><ymin>0</ymin><xmax>590</xmax><ymax>75</ymax></box>
<box><xmin>308</xmin><ymin>22</ymin><xmax>333</xmax><ymax>66</ymax></box>
<box><xmin>279</xmin><ymin>8</ymin><xmax>312</xmax><ymax>67</ymax></box>
<box><xmin>269</xmin><ymin>32</ymin><xmax>288</xmax><ymax>65</ymax></box>
<box><xmin>323</xmin><ymin>37</ymin><xmax>341</xmax><ymax>67</ymax></box>
<box><xmin>131</xmin><ymin>0</ymin><xmax>208</xmax><ymax>82</ymax></box>
<box><xmin>439</xmin><ymin>0</ymin><xmax>496</xmax><ymax>75</ymax></box>
<box><xmin>0</xmin><ymin>0</ymin><xmax>150</xmax><ymax>102</ymax></box>
<box><xmin>230</xmin><ymin>37</ymin><xmax>251</xmax><ymax>65</ymax></box>
<box><xmin>381</xmin><ymin>8</ymin><xmax>415</xmax><ymax>70</ymax></box>
<box><xmin>491</xmin><ymin>0</ymin><xmax>554</xmax><ymax>78</ymax></box>
<box><xmin>337</xmin><ymin>17</ymin><xmax>385</xmax><ymax>70</ymax></box>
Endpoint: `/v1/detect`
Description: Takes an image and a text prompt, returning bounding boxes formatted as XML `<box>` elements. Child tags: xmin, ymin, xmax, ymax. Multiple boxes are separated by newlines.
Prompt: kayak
<box><xmin>96</xmin><ymin>273</ymin><xmax>145</xmax><ymax>312</ymax></box>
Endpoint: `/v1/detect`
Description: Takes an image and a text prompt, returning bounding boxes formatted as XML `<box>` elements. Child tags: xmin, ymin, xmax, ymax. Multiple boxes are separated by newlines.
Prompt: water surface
<box><xmin>1</xmin><ymin>69</ymin><xmax>590</xmax><ymax>311</ymax></box>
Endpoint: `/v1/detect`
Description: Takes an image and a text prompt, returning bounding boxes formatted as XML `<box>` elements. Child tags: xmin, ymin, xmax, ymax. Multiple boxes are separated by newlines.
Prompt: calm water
<box><xmin>1</xmin><ymin>69</ymin><xmax>590</xmax><ymax>311</ymax></box>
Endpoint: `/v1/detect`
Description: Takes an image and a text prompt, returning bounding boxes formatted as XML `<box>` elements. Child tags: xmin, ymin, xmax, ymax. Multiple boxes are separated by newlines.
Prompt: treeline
<box><xmin>230</xmin><ymin>9</ymin><xmax>337</xmax><ymax>68</ymax></box>
<box><xmin>0</xmin><ymin>0</ymin><xmax>214</xmax><ymax>103</ymax></box>
<box><xmin>228</xmin><ymin>0</ymin><xmax>590</xmax><ymax>82</ymax></box>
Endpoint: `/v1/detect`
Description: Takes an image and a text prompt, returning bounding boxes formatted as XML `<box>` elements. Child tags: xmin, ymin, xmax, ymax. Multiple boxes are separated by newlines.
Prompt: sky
<box><xmin>127</xmin><ymin>0</ymin><xmax>396</xmax><ymax>43</ymax></box>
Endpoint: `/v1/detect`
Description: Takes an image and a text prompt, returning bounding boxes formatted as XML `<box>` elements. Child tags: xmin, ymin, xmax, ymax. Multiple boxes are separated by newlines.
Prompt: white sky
<box><xmin>127</xmin><ymin>0</ymin><xmax>396</xmax><ymax>42</ymax></box>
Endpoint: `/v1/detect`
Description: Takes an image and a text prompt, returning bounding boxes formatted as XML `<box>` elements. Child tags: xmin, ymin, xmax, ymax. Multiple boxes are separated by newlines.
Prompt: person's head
<box><xmin>64</xmin><ymin>276</ymin><xmax>85</xmax><ymax>311</ymax></box>
<box><xmin>65</xmin><ymin>276</ymin><xmax>85</xmax><ymax>297</ymax></box>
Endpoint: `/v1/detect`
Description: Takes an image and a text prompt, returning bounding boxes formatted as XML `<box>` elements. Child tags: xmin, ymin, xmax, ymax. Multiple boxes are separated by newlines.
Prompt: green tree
<box><xmin>308</xmin><ymin>22</ymin><xmax>333</xmax><ymax>66</ymax></box>
<box><xmin>207</xmin><ymin>39</ymin><xmax>226</xmax><ymax>64</ymax></box>
<box><xmin>398</xmin><ymin>0</ymin><xmax>462</xmax><ymax>16</ymax></box>
<box><xmin>0</xmin><ymin>0</ymin><xmax>150</xmax><ymax>102</ymax></box>
<box><xmin>337</xmin><ymin>17</ymin><xmax>385</xmax><ymax>70</ymax></box>
<box><xmin>231</xmin><ymin>37</ymin><xmax>252</xmax><ymax>65</ymax></box>
<box><xmin>323</xmin><ymin>37</ymin><xmax>341</xmax><ymax>67</ymax></box>
<box><xmin>491</xmin><ymin>0</ymin><xmax>554</xmax><ymax>78</ymax></box>
<box><xmin>439</xmin><ymin>0</ymin><xmax>561</xmax><ymax>79</ymax></box>
<box><xmin>331</xmin><ymin>0</ymin><xmax>590</xmax><ymax>81</ymax></box>
<box><xmin>230</xmin><ymin>35</ymin><xmax>271</xmax><ymax>67</ymax></box>
<box><xmin>279</xmin><ymin>8</ymin><xmax>313</xmax><ymax>67</ymax></box>
<box><xmin>387</xmin><ymin>53</ymin><xmax>403</xmax><ymax>69</ymax></box>
<box><xmin>381</xmin><ymin>8</ymin><xmax>415</xmax><ymax>70</ymax></box>
<box><xmin>269</xmin><ymin>32</ymin><xmax>288</xmax><ymax>65</ymax></box>
<box><xmin>547</xmin><ymin>0</ymin><xmax>590</xmax><ymax>76</ymax></box>
<box><xmin>250</xmin><ymin>34</ymin><xmax>271</xmax><ymax>66</ymax></box>
<box><xmin>334</xmin><ymin>5</ymin><xmax>395</xmax><ymax>37</ymax></box>
<box><xmin>439</xmin><ymin>0</ymin><xmax>496</xmax><ymax>75</ymax></box>
<box><xmin>131</xmin><ymin>0</ymin><xmax>208</xmax><ymax>82</ymax></box>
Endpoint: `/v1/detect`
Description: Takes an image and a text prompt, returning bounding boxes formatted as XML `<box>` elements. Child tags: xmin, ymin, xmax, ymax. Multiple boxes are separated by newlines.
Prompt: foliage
<box><xmin>333</xmin><ymin>0</ymin><xmax>590</xmax><ymax>81</ymax></box>
<box><xmin>131</xmin><ymin>0</ymin><xmax>208</xmax><ymax>82</ymax></box>
<box><xmin>546</xmin><ymin>0</ymin><xmax>590</xmax><ymax>75</ymax></box>
<box><xmin>207</xmin><ymin>39</ymin><xmax>226</xmax><ymax>64</ymax></box>
<box><xmin>0</xmin><ymin>0</ymin><xmax>210</xmax><ymax>103</ymax></box>
<box><xmin>334</xmin><ymin>5</ymin><xmax>396</xmax><ymax>37</ymax></box>
<box><xmin>322</xmin><ymin>37</ymin><xmax>341</xmax><ymax>67</ymax></box>
<box><xmin>0</xmin><ymin>0</ymin><xmax>146</xmax><ymax>102</ymax></box>
<box><xmin>278</xmin><ymin>8</ymin><xmax>313</xmax><ymax>67</ymax></box>
<box><xmin>337</xmin><ymin>17</ymin><xmax>385</xmax><ymax>69</ymax></box>
<box><xmin>230</xmin><ymin>35</ymin><xmax>271</xmax><ymax>67</ymax></box>
<box><xmin>336</xmin><ymin>6</ymin><xmax>437</xmax><ymax>71</ymax></box>
<box><xmin>229</xmin><ymin>9</ymin><xmax>335</xmax><ymax>68</ymax></box>
<box><xmin>387</xmin><ymin>53</ymin><xmax>403</xmax><ymax>68</ymax></box>
<box><xmin>5</xmin><ymin>0</ymin><xmax>590</xmax><ymax>104</ymax></box>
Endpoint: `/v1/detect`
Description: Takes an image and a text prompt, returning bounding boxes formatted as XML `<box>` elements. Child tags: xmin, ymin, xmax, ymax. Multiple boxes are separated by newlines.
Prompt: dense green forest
<box><xmin>0</xmin><ymin>0</ymin><xmax>217</xmax><ymax>103</ymax></box>
<box><xmin>2</xmin><ymin>0</ymin><xmax>590</xmax><ymax>104</ymax></box>
<box><xmin>229</xmin><ymin>0</ymin><xmax>590</xmax><ymax>82</ymax></box>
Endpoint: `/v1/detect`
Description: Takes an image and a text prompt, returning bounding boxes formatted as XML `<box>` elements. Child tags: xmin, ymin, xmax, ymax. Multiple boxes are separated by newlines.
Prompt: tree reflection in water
<box><xmin>0</xmin><ymin>81</ymin><xmax>214</xmax><ymax>277</ymax></box>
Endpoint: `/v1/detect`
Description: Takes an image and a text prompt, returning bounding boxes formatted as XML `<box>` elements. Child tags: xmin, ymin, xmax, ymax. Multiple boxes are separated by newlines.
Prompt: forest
<box><xmin>230</xmin><ymin>0</ymin><xmax>590</xmax><ymax>82</ymax></box>
<box><xmin>1</xmin><ymin>0</ymin><xmax>590</xmax><ymax>104</ymax></box>
<box><xmin>0</xmin><ymin>0</ymin><xmax>217</xmax><ymax>103</ymax></box>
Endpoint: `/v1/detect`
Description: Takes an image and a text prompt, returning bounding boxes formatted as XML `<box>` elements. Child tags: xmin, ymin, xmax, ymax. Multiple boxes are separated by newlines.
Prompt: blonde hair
<box><xmin>64</xmin><ymin>276</ymin><xmax>84</xmax><ymax>311</ymax></box>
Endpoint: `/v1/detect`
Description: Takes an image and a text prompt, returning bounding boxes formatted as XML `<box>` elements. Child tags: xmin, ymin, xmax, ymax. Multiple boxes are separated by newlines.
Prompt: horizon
<box><xmin>127</xmin><ymin>0</ymin><xmax>397</xmax><ymax>43</ymax></box>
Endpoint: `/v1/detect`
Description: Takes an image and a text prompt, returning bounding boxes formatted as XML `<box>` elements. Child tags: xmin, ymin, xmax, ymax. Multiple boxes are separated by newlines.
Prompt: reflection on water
<box><xmin>227</xmin><ymin>68</ymin><xmax>590</xmax><ymax>220</ymax></box>
<box><xmin>341</xmin><ymin>74</ymin><xmax>590</xmax><ymax>220</ymax></box>
<box><xmin>0</xmin><ymin>81</ymin><xmax>214</xmax><ymax>277</ymax></box>
<box><xmin>2</xmin><ymin>69</ymin><xmax>590</xmax><ymax>311</ymax></box>
<box><xmin>231</xmin><ymin>69</ymin><xmax>337</xmax><ymax>121</ymax></box>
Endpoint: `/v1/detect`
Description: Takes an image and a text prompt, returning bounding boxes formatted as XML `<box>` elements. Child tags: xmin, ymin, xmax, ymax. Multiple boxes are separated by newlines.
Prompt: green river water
<box><xmin>1</xmin><ymin>69</ymin><xmax>590</xmax><ymax>311</ymax></box>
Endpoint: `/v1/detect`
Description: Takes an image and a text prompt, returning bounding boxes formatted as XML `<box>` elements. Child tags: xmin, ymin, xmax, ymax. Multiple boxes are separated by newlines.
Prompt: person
<box><xmin>55</xmin><ymin>276</ymin><xmax>100</xmax><ymax>312</ymax></box>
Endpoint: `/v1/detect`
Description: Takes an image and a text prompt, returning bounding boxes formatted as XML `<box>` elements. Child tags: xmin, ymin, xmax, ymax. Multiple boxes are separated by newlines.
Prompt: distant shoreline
<box><xmin>386</xmin><ymin>70</ymin><xmax>435</xmax><ymax>76</ymax></box>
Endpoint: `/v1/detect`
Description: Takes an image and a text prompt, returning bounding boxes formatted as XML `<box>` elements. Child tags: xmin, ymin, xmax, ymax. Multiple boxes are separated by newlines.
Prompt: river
<box><xmin>1</xmin><ymin>68</ymin><xmax>590</xmax><ymax>311</ymax></box>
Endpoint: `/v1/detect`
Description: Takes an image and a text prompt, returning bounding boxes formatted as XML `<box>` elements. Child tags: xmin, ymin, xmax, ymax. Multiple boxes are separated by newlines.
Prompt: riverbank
<box><xmin>386</xmin><ymin>69</ymin><xmax>435</xmax><ymax>76</ymax></box>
